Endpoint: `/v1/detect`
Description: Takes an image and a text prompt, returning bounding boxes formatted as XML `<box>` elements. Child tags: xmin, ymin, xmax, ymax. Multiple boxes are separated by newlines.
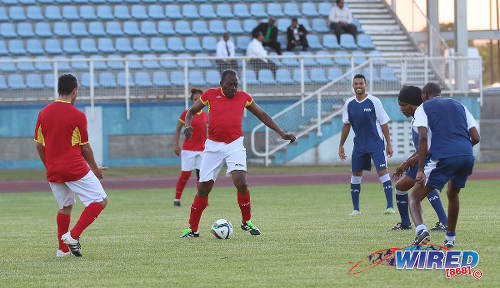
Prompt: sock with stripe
<box><xmin>395</xmin><ymin>189</ymin><xmax>411</xmax><ymax>227</ymax></box>
<box><xmin>351</xmin><ymin>176</ymin><xmax>362</xmax><ymax>211</ymax></box>
<box><xmin>446</xmin><ymin>231</ymin><xmax>456</xmax><ymax>241</ymax></box>
<box><xmin>416</xmin><ymin>224</ymin><xmax>428</xmax><ymax>235</ymax></box>
<box><xmin>427</xmin><ymin>190</ymin><xmax>448</xmax><ymax>225</ymax></box>
<box><xmin>379</xmin><ymin>174</ymin><xmax>394</xmax><ymax>208</ymax></box>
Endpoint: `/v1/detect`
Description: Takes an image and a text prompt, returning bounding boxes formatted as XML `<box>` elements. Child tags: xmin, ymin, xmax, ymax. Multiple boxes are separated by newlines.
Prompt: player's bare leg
<box><xmin>232</xmin><ymin>170</ymin><xmax>260</xmax><ymax>235</ymax></box>
<box><xmin>56</xmin><ymin>205</ymin><xmax>72</xmax><ymax>257</ymax></box>
<box><xmin>444</xmin><ymin>182</ymin><xmax>460</xmax><ymax>248</ymax></box>
<box><xmin>409</xmin><ymin>184</ymin><xmax>433</xmax><ymax>245</ymax></box>
<box><xmin>377</xmin><ymin>168</ymin><xmax>395</xmax><ymax>214</ymax></box>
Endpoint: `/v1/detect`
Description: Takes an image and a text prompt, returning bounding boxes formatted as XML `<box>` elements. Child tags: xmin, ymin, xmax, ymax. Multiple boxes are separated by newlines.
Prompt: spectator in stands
<box><xmin>247</xmin><ymin>31</ymin><xmax>277</xmax><ymax>79</ymax></box>
<box><xmin>328</xmin><ymin>0</ymin><xmax>357</xmax><ymax>44</ymax></box>
<box><xmin>286</xmin><ymin>18</ymin><xmax>308</xmax><ymax>51</ymax></box>
<box><xmin>216</xmin><ymin>33</ymin><xmax>238</xmax><ymax>74</ymax></box>
<box><xmin>252</xmin><ymin>17</ymin><xmax>282</xmax><ymax>55</ymax></box>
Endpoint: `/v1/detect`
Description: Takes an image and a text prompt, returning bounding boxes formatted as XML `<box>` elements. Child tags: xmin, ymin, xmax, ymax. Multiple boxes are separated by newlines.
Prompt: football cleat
<box><xmin>180</xmin><ymin>228</ymin><xmax>199</xmax><ymax>238</ymax></box>
<box><xmin>56</xmin><ymin>250</ymin><xmax>71</xmax><ymax>257</ymax></box>
<box><xmin>174</xmin><ymin>199</ymin><xmax>181</xmax><ymax>207</ymax></box>
<box><xmin>241</xmin><ymin>220</ymin><xmax>261</xmax><ymax>235</ymax></box>
<box><xmin>444</xmin><ymin>239</ymin><xmax>455</xmax><ymax>249</ymax></box>
<box><xmin>349</xmin><ymin>210</ymin><xmax>361</xmax><ymax>216</ymax></box>
<box><xmin>412</xmin><ymin>230</ymin><xmax>431</xmax><ymax>246</ymax></box>
<box><xmin>384</xmin><ymin>208</ymin><xmax>396</xmax><ymax>215</ymax></box>
<box><xmin>391</xmin><ymin>222</ymin><xmax>412</xmax><ymax>230</ymax></box>
<box><xmin>429</xmin><ymin>221</ymin><xmax>447</xmax><ymax>232</ymax></box>
<box><xmin>61</xmin><ymin>232</ymin><xmax>82</xmax><ymax>257</ymax></box>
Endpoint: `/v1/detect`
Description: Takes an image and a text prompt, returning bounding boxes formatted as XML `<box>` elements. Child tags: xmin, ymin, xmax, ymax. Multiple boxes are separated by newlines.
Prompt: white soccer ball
<box><xmin>211</xmin><ymin>219</ymin><xmax>233</xmax><ymax>239</ymax></box>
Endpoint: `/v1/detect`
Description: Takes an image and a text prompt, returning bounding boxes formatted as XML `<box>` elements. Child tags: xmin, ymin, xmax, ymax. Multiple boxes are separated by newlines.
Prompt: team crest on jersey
<box><xmin>363</xmin><ymin>108</ymin><xmax>372</xmax><ymax>112</ymax></box>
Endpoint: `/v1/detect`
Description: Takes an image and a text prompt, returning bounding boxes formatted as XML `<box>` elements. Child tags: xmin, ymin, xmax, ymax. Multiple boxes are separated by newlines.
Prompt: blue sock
<box><xmin>395</xmin><ymin>190</ymin><xmax>411</xmax><ymax>226</ymax></box>
<box><xmin>446</xmin><ymin>231</ymin><xmax>456</xmax><ymax>241</ymax></box>
<box><xmin>350</xmin><ymin>176</ymin><xmax>362</xmax><ymax>211</ymax></box>
<box><xmin>380</xmin><ymin>174</ymin><xmax>393</xmax><ymax>208</ymax></box>
<box><xmin>427</xmin><ymin>190</ymin><xmax>448</xmax><ymax>225</ymax></box>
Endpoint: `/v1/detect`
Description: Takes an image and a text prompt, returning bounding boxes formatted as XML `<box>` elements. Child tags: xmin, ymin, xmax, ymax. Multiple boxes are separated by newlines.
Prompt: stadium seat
<box><xmin>243</xmin><ymin>19</ymin><xmax>259</xmax><ymax>33</ymax></box>
<box><xmin>17</xmin><ymin>57</ymin><xmax>35</xmax><ymax>72</ymax></box>
<box><xmin>90</xmin><ymin>55</ymin><xmax>107</xmax><ymax>70</ymax></box>
<box><xmin>34</xmin><ymin>56</ymin><xmax>52</xmax><ymax>71</ymax></box>
<box><xmin>312</xmin><ymin>19</ymin><xmax>329</xmax><ymax>33</ymax></box>
<box><xmin>182</xmin><ymin>4</ymin><xmax>199</xmax><ymax>19</ymax></box>
<box><xmin>45</xmin><ymin>39</ymin><xmax>62</xmax><ymax>54</ymax></box>
<box><xmin>315</xmin><ymin>51</ymin><xmax>334</xmax><ymax>66</ymax></box>
<box><xmin>56</xmin><ymin>57</ymin><xmax>74</xmax><ymax>72</ymax></box>
<box><xmin>276</xmin><ymin>68</ymin><xmax>294</xmax><ymax>84</ymax></box>
<box><xmin>26</xmin><ymin>6</ymin><xmax>43</xmax><ymax>20</ymax></box>
<box><xmin>170</xmin><ymin>71</ymin><xmax>184</xmax><ymax>86</ymax></box>
<box><xmin>1</xmin><ymin>23</ymin><xmax>16</xmax><ymax>38</ymax></box>
<box><xmin>142</xmin><ymin>54</ymin><xmax>160</xmax><ymax>69</ymax></box>
<box><xmin>97</xmin><ymin>5</ymin><xmax>113</xmax><ymax>20</ymax></box>
<box><xmin>116</xmin><ymin>38</ymin><xmax>133</xmax><ymax>53</ymax></box>
<box><xmin>322</xmin><ymin>35</ymin><xmax>340</xmax><ymax>49</ymax></box>
<box><xmin>71</xmin><ymin>55</ymin><xmax>89</xmax><ymax>70</ymax></box>
<box><xmin>318</xmin><ymin>2</ymin><xmax>332</xmax><ymax>17</ymax></box>
<box><xmin>251</xmin><ymin>4</ymin><xmax>267</xmax><ymax>18</ymax></box>
<box><xmin>236</xmin><ymin>35</ymin><xmax>251</xmax><ymax>51</ymax></box>
<box><xmin>194</xmin><ymin>53</ymin><xmax>212</xmax><ymax>68</ymax></box>
<box><xmin>89</xmin><ymin>22</ymin><xmax>105</xmax><ymax>37</ymax></box>
<box><xmin>165</xmin><ymin>5</ymin><xmax>181</xmax><ymax>19</ymax></box>
<box><xmin>63</xmin><ymin>6</ymin><xmax>79</xmax><ymax>20</ymax></box>
<box><xmin>148</xmin><ymin>5</ymin><xmax>164</xmax><ymax>19</ymax></box>
<box><xmin>99</xmin><ymin>72</ymin><xmax>117</xmax><ymax>87</ymax></box>
<box><xmin>44</xmin><ymin>73</ymin><xmax>55</xmax><ymax>89</ymax></box>
<box><xmin>106</xmin><ymin>22</ymin><xmax>123</xmax><ymax>36</ymax></box>
<box><xmin>175</xmin><ymin>21</ymin><xmax>192</xmax><ymax>35</ymax></box>
<box><xmin>158</xmin><ymin>21</ymin><xmax>175</xmax><ymax>35</ymax></box>
<box><xmin>57</xmin><ymin>0</ymin><xmax>72</xmax><ymax>3</ymax></box>
<box><xmin>310</xmin><ymin>68</ymin><xmax>328</xmax><ymax>83</ymax></box>
<box><xmin>259</xmin><ymin>69</ymin><xmax>275</xmax><ymax>84</ymax></box>
<box><xmin>124</xmin><ymin>21</ymin><xmax>141</xmax><ymax>36</ymax></box>
<box><xmin>189</xmin><ymin>70</ymin><xmax>206</xmax><ymax>86</ymax></box>
<box><xmin>177</xmin><ymin>53</ymin><xmax>195</xmax><ymax>68</ymax></box>
<box><xmin>140</xmin><ymin>21</ymin><xmax>157</xmax><ymax>36</ymax></box>
<box><xmin>53</xmin><ymin>22</ymin><xmax>71</xmax><ymax>37</ymax></box>
<box><xmin>26</xmin><ymin>39</ymin><xmax>44</xmax><ymax>55</ymax></box>
<box><xmin>298</xmin><ymin>18</ymin><xmax>311</xmax><ymax>31</ymax></box>
<box><xmin>152</xmin><ymin>71</ymin><xmax>170</xmax><ymax>87</ymax></box>
<box><xmin>267</xmin><ymin>3</ymin><xmax>283</xmax><ymax>17</ymax></box>
<box><xmin>293</xmin><ymin>68</ymin><xmax>310</xmax><ymax>83</ymax></box>
<box><xmin>107</xmin><ymin>55</ymin><xmax>124</xmax><ymax>70</ymax></box>
<box><xmin>202</xmin><ymin>36</ymin><xmax>217</xmax><ymax>52</ymax></box>
<box><xmin>280</xmin><ymin>51</ymin><xmax>299</xmax><ymax>66</ymax></box>
<box><xmin>63</xmin><ymin>39</ymin><xmax>80</xmax><ymax>54</ymax></box>
<box><xmin>277</xmin><ymin>19</ymin><xmax>289</xmax><ymax>33</ymax></box>
<box><xmin>9</xmin><ymin>40</ymin><xmax>26</xmax><ymax>55</ymax></box>
<box><xmin>17</xmin><ymin>23</ymin><xmax>34</xmax><ymax>38</ymax></box>
<box><xmin>35</xmin><ymin>23</ymin><xmax>52</xmax><ymax>38</ymax></box>
<box><xmin>306</xmin><ymin>35</ymin><xmax>323</xmax><ymax>49</ymax></box>
<box><xmin>245</xmin><ymin>70</ymin><xmax>259</xmax><ymax>85</ymax></box>
<box><xmin>199</xmin><ymin>4</ymin><xmax>216</xmax><ymax>18</ymax></box>
<box><xmin>71</xmin><ymin>22</ymin><xmax>88</xmax><ymax>37</ymax></box>
<box><xmin>352</xmin><ymin>18</ymin><xmax>364</xmax><ymax>33</ymax></box>
<box><xmin>80</xmin><ymin>6</ymin><xmax>97</xmax><ymax>20</ymax></box>
<box><xmin>8</xmin><ymin>74</ymin><xmax>25</xmax><ymax>89</ymax></box>
<box><xmin>327</xmin><ymin>67</ymin><xmax>347</xmax><ymax>82</ymax></box>
<box><xmin>80</xmin><ymin>73</ymin><xmax>98</xmax><ymax>88</ymax></box>
<box><xmin>159</xmin><ymin>53</ymin><xmax>176</xmax><ymax>69</ymax></box>
<box><xmin>340</xmin><ymin>34</ymin><xmax>357</xmax><ymax>49</ymax></box>
<box><xmin>217</xmin><ymin>4</ymin><xmax>233</xmax><ymax>18</ymax></box>
<box><xmin>98</xmin><ymin>38</ymin><xmax>115</xmax><ymax>53</ymax></box>
<box><xmin>352</xmin><ymin>50</ymin><xmax>367</xmax><ymax>65</ymax></box>
<box><xmin>150</xmin><ymin>37</ymin><xmax>168</xmax><ymax>53</ymax></box>
<box><xmin>81</xmin><ymin>38</ymin><xmax>98</xmax><ymax>53</ymax></box>
<box><xmin>9</xmin><ymin>6</ymin><xmax>27</xmax><ymax>21</ymax></box>
<box><xmin>302</xmin><ymin>3</ymin><xmax>317</xmax><ymax>17</ymax></box>
<box><xmin>284</xmin><ymin>3</ymin><xmax>301</xmax><ymax>17</ymax></box>
<box><xmin>135</xmin><ymin>71</ymin><xmax>152</xmax><ymax>87</ymax></box>
<box><xmin>0</xmin><ymin>7</ymin><xmax>7</xmax><ymax>21</ymax></box>
<box><xmin>369</xmin><ymin>50</ymin><xmax>386</xmax><ymax>65</ymax></box>
<box><xmin>380</xmin><ymin>67</ymin><xmax>399</xmax><ymax>83</ymax></box>
<box><xmin>234</xmin><ymin>4</ymin><xmax>251</xmax><ymax>18</ymax></box>
<box><xmin>192</xmin><ymin>20</ymin><xmax>210</xmax><ymax>35</ymax></box>
<box><xmin>115</xmin><ymin>5</ymin><xmax>131</xmax><ymax>20</ymax></box>
<box><xmin>0</xmin><ymin>41</ymin><xmax>7</xmax><ymax>56</ymax></box>
<box><xmin>209</xmin><ymin>20</ymin><xmax>225</xmax><ymax>34</ymax></box>
<box><xmin>74</xmin><ymin>0</ymin><xmax>89</xmax><ymax>3</ymax></box>
<box><xmin>125</xmin><ymin>0</ymin><xmax>140</xmax><ymax>3</ymax></box>
<box><xmin>185</xmin><ymin>37</ymin><xmax>202</xmax><ymax>52</ymax></box>
<box><xmin>227</xmin><ymin>19</ymin><xmax>243</xmax><ymax>34</ymax></box>
<box><xmin>205</xmin><ymin>69</ymin><xmax>220</xmax><ymax>85</ymax></box>
<box><xmin>357</xmin><ymin>34</ymin><xmax>375</xmax><ymax>50</ymax></box>
<box><xmin>0</xmin><ymin>57</ymin><xmax>16</xmax><ymax>72</ymax></box>
<box><xmin>45</xmin><ymin>6</ymin><xmax>62</xmax><ymax>20</ymax></box>
<box><xmin>168</xmin><ymin>37</ymin><xmax>184</xmax><ymax>52</ymax></box>
<box><xmin>133</xmin><ymin>37</ymin><xmax>150</xmax><ymax>52</ymax></box>
<box><xmin>334</xmin><ymin>51</ymin><xmax>351</xmax><ymax>66</ymax></box>
<box><xmin>131</xmin><ymin>5</ymin><xmax>148</xmax><ymax>20</ymax></box>
<box><xmin>361</xmin><ymin>67</ymin><xmax>380</xmax><ymax>83</ymax></box>
<box><xmin>300</xmin><ymin>51</ymin><xmax>316</xmax><ymax>66</ymax></box>
<box><xmin>3</xmin><ymin>0</ymin><xmax>18</xmax><ymax>5</ymax></box>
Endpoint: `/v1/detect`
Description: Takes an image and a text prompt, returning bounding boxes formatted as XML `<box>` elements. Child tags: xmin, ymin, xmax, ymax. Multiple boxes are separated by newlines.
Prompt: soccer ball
<box><xmin>211</xmin><ymin>219</ymin><xmax>233</xmax><ymax>239</ymax></box>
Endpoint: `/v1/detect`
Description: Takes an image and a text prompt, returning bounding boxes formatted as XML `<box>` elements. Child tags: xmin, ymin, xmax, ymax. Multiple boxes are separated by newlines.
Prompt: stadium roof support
<box><xmin>455</xmin><ymin>0</ymin><xmax>468</xmax><ymax>90</ymax></box>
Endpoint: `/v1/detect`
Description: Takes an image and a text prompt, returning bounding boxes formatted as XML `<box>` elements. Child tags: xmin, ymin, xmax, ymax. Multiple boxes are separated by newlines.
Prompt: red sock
<box><xmin>189</xmin><ymin>195</ymin><xmax>208</xmax><ymax>232</ymax></box>
<box><xmin>57</xmin><ymin>213</ymin><xmax>70</xmax><ymax>252</ymax></box>
<box><xmin>238</xmin><ymin>190</ymin><xmax>251</xmax><ymax>223</ymax></box>
<box><xmin>70</xmin><ymin>202</ymin><xmax>104</xmax><ymax>239</ymax></box>
<box><xmin>176</xmin><ymin>171</ymin><xmax>192</xmax><ymax>200</ymax></box>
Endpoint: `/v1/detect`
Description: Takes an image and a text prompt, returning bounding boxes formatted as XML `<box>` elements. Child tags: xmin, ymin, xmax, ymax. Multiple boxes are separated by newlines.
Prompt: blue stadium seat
<box><xmin>9</xmin><ymin>6</ymin><xmax>26</xmax><ymax>21</ymax></box>
<box><xmin>199</xmin><ymin>4</ymin><xmax>216</xmax><ymax>18</ymax></box>
<box><xmin>97</xmin><ymin>5</ymin><xmax>113</xmax><ymax>20</ymax></box>
<box><xmin>107</xmin><ymin>55</ymin><xmax>124</xmax><ymax>70</ymax></box>
<box><xmin>380</xmin><ymin>67</ymin><xmax>398</xmax><ymax>83</ymax></box>
<box><xmin>71</xmin><ymin>55</ymin><xmax>89</xmax><ymax>70</ymax></box>
<box><xmin>152</xmin><ymin>71</ymin><xmax>170</xmax><ymax>86</ymax></box>
<box><xmin>306</xmin><ymin>35</ymin><xmax>323</xmax><ymax>49</ymax></box>
<box><xmin>243</xmin><ymin>19</ymin><xmax>258</xmax><ymax>34</ymax></box>
<box><xmin>0</xmin><ymin>57</ymin><xmax>16</xmax><ymax>72</ymax></box>
<box><xmin>369</xmin><ymin>50</ymin><xmax>386</xmax><ymax>65</ymax></box>
<box><xmin>340</xmin><ymin>34</ymin><xmax>357</xmax><ymax>49</ymax></box>
<box><xmin>124</xmin><ymin>21</ymin><xmax>141</xmax><ymax>36</ymax></box>
<box><xmin>125</xmin><ymin>0</ymin><xmax>140</xmax><ymax>3</ymax></box>
<box><xmin>140</xmin><ymin>21</ymin><xmax>157</xmax><ymax>36</ymax></box>
<box><xmin>135</xmin><ymin>72</ymin><xmax>152</xmax><ymax>87</ymax></box>
<box><xmin>298</xmin><ymin>18</ymin><xmax>311</xmax><ymax>31</ymax></box>
<box><xmin>26</xmin><ymin>39</ymin><xmax>44</xmax><ymax>55</ymax></box>
<box><xmin>205</xmin><ymin>69</ymin><xmax>220</xmax><ymax>85</ymax></box>
<box><xmin>259</xmin><ymin>69</ymin><xmax>275</xmax><ymax>84</ymax></box>
<box><xmin>159</xmin><ymin>53</ymin><xmax>176</xmax><ymax>69</ymax></box>
<box><xmin>53</xmin><ymin>22</ymin><xmax>71</xmax><ymax>37</ymax></box>
<box><xmin>310</xmin><ymin>68</ymin><xmax>328</xmax><ymax>83</ymax></box>
<box><xmin>45</xmin><ymin>39</ymin><xmax>62</xmax><ymax>54</ymax></box>
<box><xmin>98</xmin><ymin>38</ymin><xmax>115</xmax><ymax>53</ymax></box>
<box><xmin>189</xmin><ymin>70</ymin><xmax>206</xmax><ymax>86</ymax></box>
<box><xmin>302</xmin><ymin>3</ymin><xmax>317</xmax><ymax>17</ymax></box>
<box><xmin>318</xmin><ymin>2</ymin><xmax>332</xmax><ymax>17</ymax></box>
<box><xmin>116</xmin><ymin>38</ymin><xmax>133</xmax><ymax>53</ymax></box>
<box><xmin>234</xmin><ymin>4</ymin><xmax>251</xmax><ymax>18</ymax></box>
<box><xmin>141</xmin><ymin>0</ymin><xmax>157</xmax><ymax>2</ymax></box>
<box><xmin>44</xmin><ymin>73</ymin><xmax>55</xmax><ymax>89</ymax></box>
<box><xmin>267</xmin><ymin>3</ymin><xmax>283</xmax><ymax>17</ymax></box>
<box><xmin>80</xmin><ymin>6</ymin><xmax>97</xmax><ymax>20</ymax></box>
<box><xmin>175</xmin><ymin>20</ymin><xmax>192</xmax><ymax>35</ymax></box>
<box><xmin>142</xmin><ymin>54</ymin><xmax>160</xmax><ymax>69</ymax></box>
<box><xmin>81</xmin><ymin>38</ymin><xmax>97</xmax><ymax>53</ymax></box>
<box><xmin>277</xmin><ymin>19</ymin><xmax>289</xmax><ymax>33</ymax></box>
<box><xmin>8</xmin><ymin>74</ymin><xmax>25</xmax><ymax>89</ymax></box>
<box><xmin>71</xmin><ymin>22</ymin><xmax>88</xmax><ymax>37</ymax></box>
<box><xmin>35</xmin><ymin>23</ymin><xmax>52</xmax><ymax>37</ymax></box>
<box><xmin>165</xmin><ymin>5</ymin><xmax>181</xmax><ymax>19</ymax></box>
<box><xmin>18</xmin><ymin>23</ymin><xmax>34</xmax><ymax>38</ymax></box>
<box><xmin>170</xmin><ymin>71</ymin><xmax>184</xmax><ymax>86</ymax></box>
<box><xmin>315</xmin><ymin>51</ymin><xmax>333</xmax><ymax>66</ymax></box>
<box><xmin>57</xmin><ymin>0</ymin><xmax>71</xmax><ymax>3</ymax></box>
<box><xmin>352</xmin><ymin>50</ymin><xmax>367</xmax><ymax>65</ymax></box>
<box><xmin>73</xmin><ymin>0</ymin><xmax>88</xmax><ymax>3</ymax></box>
<box><xmin>322</xmin><ymin>34</ymin><xmax>340</xmax><ymax>49</ymax></box>
<box><xmin>194</xmin><ymin>53</ymin><xmax>212</xmax><ymax>68</ymax></box>
<box><xmin>0</xmin><ymin>75</ymin><xmax>7</xmax><ymax>90</ymax></box>
<box><xmin>236</xmin><ymin>35</ymin><xmax>250</xmax><ymax>51</ymax></box>
<box><xmin>106</xmin><ymin>21</ymin><xmax>123</xmax><ymax>36</ymax></box>
<box><xmin>300</xmin><ymin>51</ymin><xmax>316</xmax><ymax>66</ymax></box>
<box><xmin>81</xmin><ymin>73</ymin><xmax>98</xmax><ymax>88</ymax></box>
<box><xmin>216</xmin><ymin>4</ymin><xmax>233</xmax><ymax>18</ymax></box>
<box><xmin>284</xmin><ymin>3</ymin><xmax>301</xmax><ymax>17</ymax></box>
<box><xmin>90</xmin><ymin>55</ymin><xmax>107</xmax><ymax>70</ymax></box>
<box><xmin>251</xmin><ymin>4</ymin><xmax>267</xmax><ymax>18</ymax></box>
<box><xmin>177</xmin><ymin>53</ymin><xmax>195</xmax><ymax>68</ymax></box>
<box><xmin>3</xmin><ymin>0</ymin><xmax>18</xmax><ymax>5</ymax></box>
<box><xmin>1</xmin><ymin>23</ymin><xmax>16</xmax><ymax>38</ymax></box>
<box><xmin>276</xmin><ymin>68</ymin><xmax>294</xmax><ymax>84</ymax></box>
<box><xmin>0</xmin><ymin>7</ymin><xmax>7</xmax><ymax>21</ymax></box>
<box><xmin>115</xmin><ymin>5</ymin><xmax>131</xmax><ymax>20</ymax></box>
<box><xmin>63</xmin><ymin>39</ymin><xmax>80</xmax><ymax>54</ymax></box>
<box><xmin>357</xmin><ymin>34</ymin><xmax>375</xmax><ymax>50</ymax></box>
<box><xmin>45</xmin><ymin>6</ymin><xmax>62</xmax><ymax>20</ymax></box>
<box><xmin>182</xmin><ymin>4</ymin><xmax>199</xmax><ymax>19</ymax></box>
<box><xmin>150</xmin><ymin>37</ymin><xmax>168</xmax><ymax>53</ymax></box>
<box><xmin>168</xmin><ymin>37</ymin><xmax>184</xmax><ymax>52</ymax></box>
<box><xmin>131</xmin><ymin>5</ymin><xmax>148</xmax><ymax>20</ymax></box>
<box><xmin>126</xmin><ymin>55</ymin><xmax>142</xmax><ymax>69</ymax></box>
<box><xmin>334</xmin><ymin>51</ymin><xmax>351</xmax><ymax>66</ymax></box>
<box><xmin>352</xmin><ymin>18</ymin><xmax>364</xmax><ymax>33</ymax></box>
<box><xmin>227</xmin><ymin>19</ymin><xmax>243</xmax><ymax>34</ymax></box>
<box><xmin>192</xmin><ymin>20</ymin><xmax>210</xmax><ymax>35</ymax></box>
<box><xmin>0</xmin><ymin>41</ymin><xmax>7</xmax><ymax>55</ymax></box>
<box><xmin>34</xmin><ymin>56</ymin><xmax>52</xmax><ymax>71</ymax></box>
<box><xmin>281</xmin><ymin>51</ymin><xmax>299</xmax><ymax>66</ymax></box>
<box><xmin>9</xmin><ymin>40</ymin><xmax>26</xmax><ymax>55</ymax></box>
<box><xmin>26</xmin><ymin>6</ymin><xmax>43</xmax><ymax>20</ymax></box>
<box><xmin>245</xmin><ymin>70</ymin><xmax>258</xmax><ymax>85</ymax></box>
<box><xmin>209</xmin><ymin>20</ymin><xmax>225</xmax><ymax>34</ymax></box>
<box><xmin>202</xmin><ymin>36</ymin><xmax>217</xmax><ymax>52</ymax></box>
<box><xmin>361</xmin><ymin>67</ymin><xmax>380</xmax><ymax>83</ymax></box>
<box><xmin>185</xmin><ymin>37</ymin><xmax>202</xmax><ymax>52</ymax></box>
<box><xmin>63</xmin><ymin>6</ymin><xmax>79</xmax><ymax>20</ymax></box>
<box><xmin>148</xmin><ymin>5</ymin><xmax>164</xmax><ymax>19</ymax></box>
<box><xmin>89</xmin><ymin>22</ymin><xmax>105</xmax><ymax>36</ymax></box>
<box><xmin>17</xmin><ymin>57</ymin><xmax>35</xmax><ymax>72</ymax></box>
<box><xmin>99</xmin><ymin>72</ymin><xmax>116</xmax><ymax>87</ymax></box>
<box><xmin>312</xmin><ymin>19</ymin><xmax>329</xmax><ymax>33</ymax></box>
<box><xmin>327</xmin><ymin>67</ymin><xmax>347</xmax><ymax>82</ymax></box>
<box><xmin>293</xmin><ymin>68</ymin><xmax>310</xmax><ymax>83</ymax></box>
<box><xmin>158</xmin><ymin>21</ymin><xmax>175</xmax><ymax>35</ymax></box>
<box><xmin>133</xmin><ymin>37</ymin><xmax>150</xmax><ymax>52</ymax></box>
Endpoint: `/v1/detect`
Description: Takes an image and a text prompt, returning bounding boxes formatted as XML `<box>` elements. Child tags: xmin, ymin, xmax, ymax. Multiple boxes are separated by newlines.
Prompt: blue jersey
<box><xmin>413</xmin><ymin>98</ymin><xmax>476</xmax><ymax>159</ymax></box>
<box><xmin>342</xmin><ymin>95</ymin><xmax>390</xmax><ymax>152</ymax></box>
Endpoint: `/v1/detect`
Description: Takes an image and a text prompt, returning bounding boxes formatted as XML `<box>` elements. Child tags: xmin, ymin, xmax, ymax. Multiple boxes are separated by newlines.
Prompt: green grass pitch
<box><xmin>1</xmin><ymin>180</ymin><xmax>498</xmax><ymax>287</ymax></box>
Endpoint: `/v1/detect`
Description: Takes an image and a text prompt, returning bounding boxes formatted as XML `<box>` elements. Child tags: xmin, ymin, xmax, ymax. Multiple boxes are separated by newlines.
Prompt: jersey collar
<box><xmin>220</xmin><ymin>88</ymin><xmax>226</xmax><ymax>97</ymax></box>
<box><xmin>55</xmin><ymin>99</ymin><xmax>71</xmax><ymax>104</ymax></box>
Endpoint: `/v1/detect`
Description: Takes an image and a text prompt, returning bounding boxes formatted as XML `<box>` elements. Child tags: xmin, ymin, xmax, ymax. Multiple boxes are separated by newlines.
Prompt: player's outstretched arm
<box><xmin>174</xmin><ymin>121</ymin><xmax>183</xmax><ymax>156</ymax></box>
<box><xmin>246</xmin><ymin>102</ymin><xmax>296</xmax><ymax>143</ymax></box>
<box><xmin>35</xmin><ymin>142</ymin><xmax>46</xmax><ymax>167</ymax></box>
<box><xmin>380</xmin><ymin>123</ymin><xmax>393</xmax><ymax>158</ymax></box>
<box><xmin>184</xmin><ymin>99</ymin><xmax>205</xmax><ymax>140</ymax></box>
<box><xmin>338</xmin><ymin>123</ymin><xmax>350</xmax><ymax>160</ymax></box>
<box><xmin>81</xmin><ymin>143</ymin><xmax>107</xmax><ymax>180</ymax></box>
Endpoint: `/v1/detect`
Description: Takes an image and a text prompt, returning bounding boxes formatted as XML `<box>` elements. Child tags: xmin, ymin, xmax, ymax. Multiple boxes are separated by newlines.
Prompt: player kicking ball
<box><xmin>180</xmin><ymin>70</ymin><xmax>296</xmax><ymax>238</ymax></box>
<box><xmin>34</xmin><ymin>74</ymin><xmax>108</xmax><ymax>257</ymax></box>
<box><xmin>409</xmin><ymin>83</ymin><xmax>480</xmax><ymax>248</ymax></box>
<box><xmin>391</xmin><ymin>86</ymin><xmax>448</xmax><ymax>231</ymax></box>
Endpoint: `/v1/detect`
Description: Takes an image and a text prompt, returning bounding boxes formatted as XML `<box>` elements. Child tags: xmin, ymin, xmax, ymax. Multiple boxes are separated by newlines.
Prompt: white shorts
<box><xmin>49</xmin><ymin>170</ymin><xmax>108</xmax><ymax>209</ymax></box>
<box><xmin>199</xmin><ymin>137</ymin><xmax>247</xmax><ymax>182</ymax></box>
<box><xmin>181</xmin><ymin>150</ymin><xmax>203</xmax><ymax>171</ymax></box>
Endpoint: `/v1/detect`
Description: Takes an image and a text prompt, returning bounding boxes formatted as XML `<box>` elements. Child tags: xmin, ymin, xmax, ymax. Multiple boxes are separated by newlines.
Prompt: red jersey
<box><xmin>179</xmin><ymin>109</ymin><xmax>208</xmax><ymax>151</ymax></box>
<box><xmin>200</xmin><ymin>88</ymin><xmax>253</xmax><ymax>143</ymax></box>
<box><xmin>34</xmin><ymin>100</ymin><xmax>90</xmax><ymax>183</ymax></box>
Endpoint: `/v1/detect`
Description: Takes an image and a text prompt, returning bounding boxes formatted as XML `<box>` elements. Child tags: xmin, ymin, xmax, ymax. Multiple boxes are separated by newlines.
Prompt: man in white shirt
<box><xmin>246</xmin><ymin>31</ymin><xmax>277</xmax><ymax>79</ymax></box>
<box><xmin>328</xmin><ymin>0</ymin><xmax>357</xmax><ymax>44</ymax></box>
<box><xmin>216</xmin><ymin>33</ymin><xmax>238</xmax><ymax>74</ymax></box>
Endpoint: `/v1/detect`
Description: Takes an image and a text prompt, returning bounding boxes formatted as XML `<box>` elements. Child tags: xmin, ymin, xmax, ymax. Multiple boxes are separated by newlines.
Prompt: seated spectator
<box><xmin>252</xmin><ymin>17</ymin><xmax>282</xmax><ymax>55</ymax></box>
<box><xmin>328</xmin><ymin>0</ymin><xmax>357</xmax><ymax>44</ymax></box>
<box><xmin>246</xmin><ymin>31</ymin><xmax>277</xmax><ymax>79</ymax></box>
<box><xmin>287</xmin><ymin>18</ymin><xmax>308</xmax><ymax>51</ymax></box>
<box><xmin>216</xmin><ymin>33</ymin><xmax>238</xmax><ymax>74</ymax></box>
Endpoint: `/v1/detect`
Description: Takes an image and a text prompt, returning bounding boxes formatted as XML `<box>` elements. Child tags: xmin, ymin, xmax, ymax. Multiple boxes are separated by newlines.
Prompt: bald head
<box><xmin>220</xmin><ymin>70</ymin><xmax>239</xmax><ymax>98</ymax></box>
